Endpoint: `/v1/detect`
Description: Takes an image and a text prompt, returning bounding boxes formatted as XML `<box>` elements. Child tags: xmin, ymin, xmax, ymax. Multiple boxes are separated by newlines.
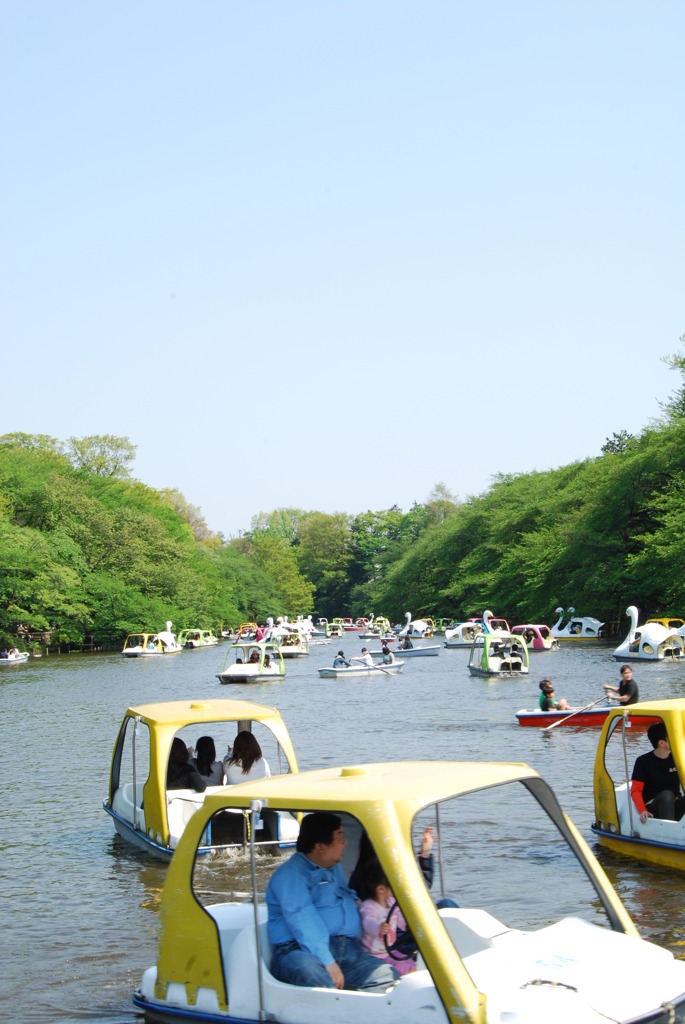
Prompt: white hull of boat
<box><xmin>372</xmin><ymin>646</ymin><xmax>440</xmax><ymax>658</ymax></box>
<box><xmin>318</xmin><ymin>662</ymin><xmax>405</xmax><ymax>679</ymax></box>
<box><xmin>134</xmin><ymin>904</ymin><xmax>685</xmax><ymax>1024</ymax></box>
<box><xmin>218</xmin><ymin>667</ymin><xmax>284</xmax><ymax>684</ymax></box>
<box><xmin>0</xmin><ymin>651</ymin><xmax>30</xmax><ymax>664</ymax></box>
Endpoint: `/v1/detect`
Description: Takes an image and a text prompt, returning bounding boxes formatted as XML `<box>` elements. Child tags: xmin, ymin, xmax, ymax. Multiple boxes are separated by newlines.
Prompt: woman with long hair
<box><xmin>167</xmin><ymin>736</ymin><xmax>207</xmax><ymax>792</ymax></box>
<box><xmin>193</xmin><ymin>736</ymin><xmax>224</xmax><ymax>785</ymax></box>
<box><xmin>223</xmin><ymin>730</ymin><xmax>271</xmax><ymax>784</ymax></box>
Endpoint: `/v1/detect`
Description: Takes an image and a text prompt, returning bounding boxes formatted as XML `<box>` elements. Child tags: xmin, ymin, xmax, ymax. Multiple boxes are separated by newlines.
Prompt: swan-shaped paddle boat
<box><xmin>398</xmin><ymin>612</ymin><xmax>434</xmax><ymax>637</ymax></box>
<box><xmin>612</xmin><ymin>605</ymin><xmax>684</xmax><ymax>661</ymax></box>
<box><xmin>260</xmin><ymin>618</ymin><xmax>310</xmax><ymax>657</ymax></box>
<box><xmin>217</xmin><ymin>641</ymin><xmax>285</xmax><ymax>683</ymax></box>
<box><xmin>122</xmin><ymin>622</ymin><xmax>183</xmax><ymax>656</ymax></box>
<box><xmin>177</xmin><ymin>628</ymin><xmax>219</xmax><ymax>648</ymax></box>
<box><xmin>481</xmin><ymin>610</ymin><xmax>510</xmax><ymax>635</ymax></box>
<box><xmin>134</xmin><ymin>760</ymin><xmax>685</xmax><ymax>1023</ymax></box>
<box><xmin>551</xmin><ymin>607</ymin><xmax>604</xmax><ymax>640</ymax></box>
<box><xmin>443</xmin><ymin>620</ymin><xmax>484</xmax><ymax>648</ymax></box>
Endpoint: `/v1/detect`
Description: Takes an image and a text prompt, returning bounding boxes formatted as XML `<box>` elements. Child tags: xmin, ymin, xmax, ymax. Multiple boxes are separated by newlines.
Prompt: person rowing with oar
<box><xmin>538</xmin><ymin>679</ymin><xmax>570</xmax><ymax>711</ymax></box>
<box><xmin>351</xmin><ymin>647</ymin><xmax>375</xmax><ymax>669</ymax></box>
<box><xmin>603</xmin><ymin>664</ymin><xmax>639</xmax><ymax>705</ymax></box>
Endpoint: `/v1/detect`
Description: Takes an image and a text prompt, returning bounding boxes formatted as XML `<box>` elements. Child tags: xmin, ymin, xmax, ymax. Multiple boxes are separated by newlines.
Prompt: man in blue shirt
<box><xmin>266</xmin><ymin>812</ymin><xmax>397</xmax><ymax>990</ymax></box>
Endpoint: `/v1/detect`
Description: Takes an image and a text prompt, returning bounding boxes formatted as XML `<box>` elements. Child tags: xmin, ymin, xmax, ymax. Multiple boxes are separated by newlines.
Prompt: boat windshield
<box><xmin>411</xmin><ymin>780</ymin><xmax>615</xmax><ymax>947</ymax></box>
<box><xmin>601</xmin><ymin>713</ymin><xmax>668</xmax><ymax>796</ymax></box>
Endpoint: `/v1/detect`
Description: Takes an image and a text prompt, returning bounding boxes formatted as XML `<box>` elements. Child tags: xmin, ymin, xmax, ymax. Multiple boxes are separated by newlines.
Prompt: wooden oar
<box><xmin>543</xmin><ymin>696</ymin><xmax>609</xmax><ymax>732</ymax></box>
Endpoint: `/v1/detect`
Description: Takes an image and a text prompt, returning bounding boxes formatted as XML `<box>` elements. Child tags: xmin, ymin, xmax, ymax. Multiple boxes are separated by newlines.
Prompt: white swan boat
<box><xmin>318</xmin><ymin>660</ymin><xmax>405</xmax><ymax>679</ymax></box>
<box><xmin>482</xmin><ymin>610</ymin><xmax>510</xmax><ymax>635</ymax></box>
<box><xmin>398</xmin><ymin>611</ymin><xmax>434</xmax><ymax>637</ymax></box>
<box><xmin>444</xmin><ymin>621</ymin><xmax>483</xmax><ymax>648</ymax></box>
<box><xmin>134</xmin><ymin>760</ymin><xmax>685</xmax><ymax>1024</ymax></box>
<box><xmin>122</xmin><ymin>622</ymin><xmax>183</xmax><ymax>656</ymax></box>
<box><xmin>612</xmin><ymin>605</ymin><xmax>684</xmax><ymax>661</ymax></box>
<box><xmin>0</xmin><ymin>648</ymin><xmax>30</xmax><ymax>664</ymax></box>
<box><xmin>551</xmin><ymin>607</ymin><xmax>604</xmax><ymax>640</ymax></box>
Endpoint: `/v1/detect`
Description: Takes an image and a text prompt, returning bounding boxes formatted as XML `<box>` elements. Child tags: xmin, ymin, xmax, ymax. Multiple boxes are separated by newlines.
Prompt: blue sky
<box><xmin>3</xmin><ymin>1</ymin><xmax>683</xmax><ymax>537</ymax></box>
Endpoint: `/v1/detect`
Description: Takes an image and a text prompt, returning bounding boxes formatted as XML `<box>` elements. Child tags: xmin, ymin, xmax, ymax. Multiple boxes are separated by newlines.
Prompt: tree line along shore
<box><xmin>1</xmin><ymin>346</ymin><xmax>684</xmax><ymax>653</ymax></box>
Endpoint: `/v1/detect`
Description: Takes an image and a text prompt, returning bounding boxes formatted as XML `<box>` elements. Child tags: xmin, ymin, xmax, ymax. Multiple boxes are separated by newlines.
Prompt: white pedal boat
<box><xmin>133</xmin><ymin>760</ymin><xmax>685</xmax><ymax>1024</ymax></box>
<box><xmin>103</xmin><ymin>699</ymin><xmax>299</xmax><ymax>860</ymax></box>
<box><xmin>612</xmin><ymin>605</ymin><xmax>684</xmax><ymax>661</ymax></box>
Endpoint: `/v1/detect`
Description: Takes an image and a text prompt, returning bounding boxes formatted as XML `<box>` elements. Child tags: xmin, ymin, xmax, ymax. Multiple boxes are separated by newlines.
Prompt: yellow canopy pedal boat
<box><xmin>103</xmin><ymin>699</ymin><xmax>299</xmax><ymax>861</ymax></box>
<box><xmin>592</xmin><ymin>699</ymin><xmax>685</xmax><ymax>871</ymax></box>
<box><xmin>135</xmin><ymin>760</ymin><xmax>685</xmax><ymax>1023</ymax></box>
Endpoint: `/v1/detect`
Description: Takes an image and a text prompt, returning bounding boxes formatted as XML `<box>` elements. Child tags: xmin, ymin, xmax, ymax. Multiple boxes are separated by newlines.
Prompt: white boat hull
<box><xmin>318</xmin><ymin>662</ymin><xmax>405</xmax><ymax>679</ymax></box>
<box><xmin>372</xmin><ymin>646</ymin><xmax>440</xmax><ymax>658</ymax></box>
<box><xmin>134</xmin><ymin>905</ymin><xmax>685</xmax><ymax>1024</ymax></box>
<box><xmin>0</xmin><ymin>651</ymin><xmax>30</xmax><ymax>664</ymax></box>
<box><xmin>218</xmin><ymin>668</ymin><xmax>283</xmax><ymax>684</ymax></box>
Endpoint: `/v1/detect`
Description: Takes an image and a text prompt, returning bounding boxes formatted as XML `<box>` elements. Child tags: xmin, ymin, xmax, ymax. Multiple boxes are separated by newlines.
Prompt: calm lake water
<box><xmin>3</xmin><ymin>638</ymin><xmax>685</xmax><ymax>1022</ymax></box>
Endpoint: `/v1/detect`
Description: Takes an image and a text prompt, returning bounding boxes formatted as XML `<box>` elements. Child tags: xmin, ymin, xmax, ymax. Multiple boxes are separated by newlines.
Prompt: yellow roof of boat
<box><xmin>197</xmin><ymin>760</ymin><xmax>540</xmax><ymax>819</ymax></box>
<box><xmin>125</xmin><ymin>698</ymin><xmax>287</xmax><ymax>728</ymax></box>
<box><xmin>603</xmin><ymin>698</ymin><xmax>685</xmax><ymax>722</ymax></box>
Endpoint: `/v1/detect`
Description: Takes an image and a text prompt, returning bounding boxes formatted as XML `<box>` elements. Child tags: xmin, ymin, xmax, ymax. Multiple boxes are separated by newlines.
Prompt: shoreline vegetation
<box><xmin>1</xmin><ymin>344</ymin><xmax>684</xmax><ymax>653</ymax></box>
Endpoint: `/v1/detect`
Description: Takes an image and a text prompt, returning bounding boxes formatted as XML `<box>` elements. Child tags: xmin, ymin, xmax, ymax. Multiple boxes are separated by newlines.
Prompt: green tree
<box><xmin>66</xmin><ymin>434</ymin><xmax>137</xmax><ymax>478</ymax></box>
<box><xmin>295</xmin><ymin>512</ymin><xmax>353</xmax><ymax>617</ymax></box>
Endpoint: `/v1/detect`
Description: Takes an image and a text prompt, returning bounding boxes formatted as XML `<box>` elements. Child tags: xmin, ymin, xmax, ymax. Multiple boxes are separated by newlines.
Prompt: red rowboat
<box><xmin>516</xmin><ymin>707</ymin><xmax>662</xmax><ymax>728</ymax></box>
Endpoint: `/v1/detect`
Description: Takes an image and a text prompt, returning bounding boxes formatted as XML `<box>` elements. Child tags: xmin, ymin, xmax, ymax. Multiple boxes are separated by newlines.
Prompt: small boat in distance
<box><xmin>0</xmin><ymin>648</ymin><xmax>30</xmax><ymax>664</ymax></box>
<box><xmin>370</xmin><ymin>644</ymin><xmax>439</xmax><ymax>658</ymax></box>
<box><xmin>217</xmin><ymin>641</ymin><xmax>285</xmax><ymax>684</ymax></box>
<box><xmin>177</xmin><ymin>628</ymin><xmax>219</xmax><ymax>648</ymax></box>
<box><xmin>122</xmin><ymin>622</ymin><xmax>182</xmax><ymax>656</ymax></box>
<box><xmin>511</xmin><ymin>623</ymin><xmax>559</xmax><ymax>652</ymax></box>
<box><xmin>551</xmin><ymin>606</ymin><xmax>604</xmax><ymax>640</ymax></box>
<box><xmin>398</xmin><ymin>611</ymin><xmax>435</xmax><ymax>637</ymax></box>
<box><xmin>481</xmin><ymin>610</ymin><xmax>510</xmax><ymax>635</ymax></box>
<box><xmin>443</xmin><ymin>620</ymin><xmax>483</xmax><ymax>648</ymax></box>
<box><xmin>467</xmin><ymin>632</ymin><xmax>529</xmax><ymax>676</ymax></box>
<box><xmin>103</xmin><ymin>698</ymin><xmax>299</xmax><ymax>860</ymax></box>
<box><xmin>612</xmin><ymin>605</ymin><xmax>684</xmax><ymax>661</ymax></box>
<box><xmin>318</xmin><ymin>660</ymin><xmax>405</xmax><ymax>679</ymax></box>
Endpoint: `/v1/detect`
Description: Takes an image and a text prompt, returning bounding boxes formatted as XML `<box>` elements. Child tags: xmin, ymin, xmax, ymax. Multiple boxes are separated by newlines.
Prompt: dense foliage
<box><xmin>1</xmin><ymin>343</ymin><xmax>684</xmax><ymax>649</ymax></box>
<box><xmin>0</xmin><ymin>435</ymin><xmax>313</xmax><ymax>649</ymax></box>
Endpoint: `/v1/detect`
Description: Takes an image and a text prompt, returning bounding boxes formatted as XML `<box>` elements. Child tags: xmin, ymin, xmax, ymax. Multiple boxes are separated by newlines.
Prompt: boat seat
<box><xmin>437</xmin><ymin>907</ymin><xmax>516</xmax><ymax>959</ymax></box>
<box><xmin>226</xmin><ymin>919</ymin><xmax>423</xmax><ymax>1024</ymax></box>
<box><xmin>615</xmin><ymin>783</ymin><xmax>685</xmax><ymax>839</ymax></box>
<box><xmin>111</xmin><ymin>782</ymin><xmax>146</xmax><ymax>827</ymax></box>
<box><xmin>166</xmin><ymin>786</ymin><xmax>225</xmax><ymax>848</ymax></box>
